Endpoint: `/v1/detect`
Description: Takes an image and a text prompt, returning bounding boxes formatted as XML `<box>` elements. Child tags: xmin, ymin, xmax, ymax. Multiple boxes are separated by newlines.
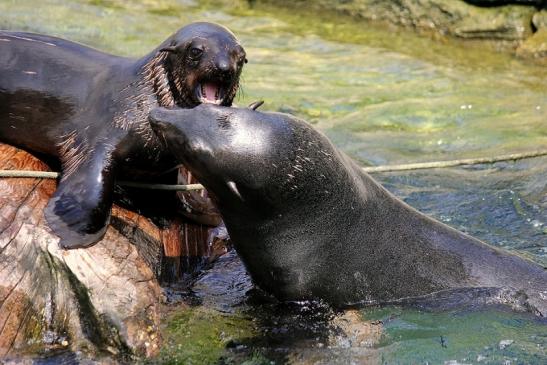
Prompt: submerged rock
<box><xmin>498</xmin><ymin>339</ymin><xmax>514</xmax><ymax>350</ymax></box>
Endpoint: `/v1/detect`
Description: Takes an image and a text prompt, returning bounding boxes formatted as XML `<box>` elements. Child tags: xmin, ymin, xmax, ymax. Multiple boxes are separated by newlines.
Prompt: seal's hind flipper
<box><xmin>45</xmin><ymin>144</ymin><xmax>117</xmax><ymax>249</ymax></box>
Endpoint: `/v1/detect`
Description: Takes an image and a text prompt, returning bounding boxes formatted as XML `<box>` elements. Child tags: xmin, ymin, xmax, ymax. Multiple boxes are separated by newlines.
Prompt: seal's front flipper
<box><xmin>45</xmin><ymin>144</ymin><xmax>117</xmax><ymax>249</ymax></box>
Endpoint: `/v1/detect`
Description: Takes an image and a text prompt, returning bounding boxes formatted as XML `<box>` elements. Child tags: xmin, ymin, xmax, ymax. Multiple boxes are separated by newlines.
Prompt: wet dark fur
<box><xmin>149</xmin><ymin>104</ymin><xmax>547</xmax><ymax>315</ymax></box>
<box><xmin>0</xmin><ymin>22</ymin><xmax>245</xmax><ymax>248</ymax></box>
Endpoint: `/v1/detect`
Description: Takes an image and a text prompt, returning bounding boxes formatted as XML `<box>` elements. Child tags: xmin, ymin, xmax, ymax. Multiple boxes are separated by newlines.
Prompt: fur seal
<box><xmin>0</xmin><ymin>22</ymin><xmax>246</xmax><ymax>248</ymax></box>
<box><xmin>149</xmin><ymin>104</ymin><xmax>547</xmax><ymax>315</ymax></box>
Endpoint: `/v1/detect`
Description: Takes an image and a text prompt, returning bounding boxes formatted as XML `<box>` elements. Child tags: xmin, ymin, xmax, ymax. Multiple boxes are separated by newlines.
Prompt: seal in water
<box><xmin>149</xmin><ymin>104</ymin><xmax>547</xmax><ymax>315</ymax></box>
<box><xmin>0</xmin><ymin>22</ymin><xmax>246</xmax><ymax>248</ymax></box>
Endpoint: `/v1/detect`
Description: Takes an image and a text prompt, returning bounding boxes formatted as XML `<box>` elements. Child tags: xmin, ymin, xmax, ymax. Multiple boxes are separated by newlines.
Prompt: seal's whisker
<box><xmin>237</xmin><ymin>83</ymin><xmax>245</xmax><ymax>102</ymax></box>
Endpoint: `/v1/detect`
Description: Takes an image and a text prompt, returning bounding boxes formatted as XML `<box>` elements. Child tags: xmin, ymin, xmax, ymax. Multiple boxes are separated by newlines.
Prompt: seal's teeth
<box><xmin>201</xmin><ymin>83</ymin><xmax>221</xmax><ymax>103</ymax></box>
<box><xmin>196</xmin><ymin>83</ymin><xmax>226</xmax><ymax>104</ymax></box>
<box><xmin>199</xmin><ymin>97</ymin><xmax>222</xmax><ymax>105</ymax></box>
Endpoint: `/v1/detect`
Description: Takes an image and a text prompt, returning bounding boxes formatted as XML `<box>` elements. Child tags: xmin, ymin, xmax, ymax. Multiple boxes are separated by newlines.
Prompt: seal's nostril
<box><xmin>217</xmin><ymin>59</ymin><xmax>230</xmax><ymax>72</ymax></box>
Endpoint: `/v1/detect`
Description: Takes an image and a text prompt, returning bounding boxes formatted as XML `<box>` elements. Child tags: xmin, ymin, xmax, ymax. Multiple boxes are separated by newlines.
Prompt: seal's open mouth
<box><xmin>143</xmin><ymin>51</ymin><xmax>241</xmax><ymax>108</ymax></box>
<box><xmin>195</xmin><ymin>82</ymin><xmax>225</xmax><ymax>105</ymax></box>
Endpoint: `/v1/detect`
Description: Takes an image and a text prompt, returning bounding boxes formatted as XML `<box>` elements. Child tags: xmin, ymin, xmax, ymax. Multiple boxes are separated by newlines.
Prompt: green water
<box><xmin>1</xmin><ymin>0</ymin><xmax>546</xmax><ymax>364</ymax></box>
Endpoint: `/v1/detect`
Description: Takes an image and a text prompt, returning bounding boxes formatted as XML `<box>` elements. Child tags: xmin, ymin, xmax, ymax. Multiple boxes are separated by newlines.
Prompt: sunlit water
<box><xmin>1</xmin><ymin>0</ymin><xmax>546</xmax><ymax>364</ymax></box>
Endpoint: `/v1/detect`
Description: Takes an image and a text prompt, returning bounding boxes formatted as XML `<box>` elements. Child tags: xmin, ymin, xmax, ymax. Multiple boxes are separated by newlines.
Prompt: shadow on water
<box><xmin>156</xmin><ymin>250</ymin><xmax>547</xmax><ymax>365</ymax></box>
<box><xmin>157</xmin><ymin>251</ymin><xmax>381</xmax><ymax>365</ymax></box>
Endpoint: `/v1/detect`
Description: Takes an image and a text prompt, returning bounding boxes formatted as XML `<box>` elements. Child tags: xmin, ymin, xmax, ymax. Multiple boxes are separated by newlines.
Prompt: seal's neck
<box><xmin>137</xmin><ymin>51</ymin><xmax>176</xmax><ymax>108</ymax></box>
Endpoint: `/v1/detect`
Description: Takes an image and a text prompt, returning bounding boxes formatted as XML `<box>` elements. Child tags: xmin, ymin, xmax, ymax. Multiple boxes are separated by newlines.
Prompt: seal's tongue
<box><xmin>202</xmin><ymin>83</ymin><xmax>220</xmax><ymax>103</ymax></box>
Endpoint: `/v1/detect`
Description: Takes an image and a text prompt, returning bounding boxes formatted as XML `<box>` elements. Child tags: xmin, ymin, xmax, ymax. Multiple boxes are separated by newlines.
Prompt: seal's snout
<box><xmin>148</xmin><ymin>118</ymin><xmax>161</xmax><ymax>131</ymax></box>
<box><xmin>148</xmin><ymin>109</ymin><xmax>161</xmax><ymax>125</ymax></box>
<box><xmin>149</xmin><ymin>108</ymin><xmax>195</xmax><ymax>134</ymax></box>
<box><xmin>149</xmin><ymin>119</ymin><xmax>168</xmax><ymax>134</ymax></box>
<box><xmin>149</xmin><ymin>109</ymin><xmax>171</xmax><ymax>131</ymax></box>
<box><xmin>194</xmin><ymin>56</ymin><xmax>239</xmax><ymax>105</ymax></box>
<box><xmin>216</xmin><ymin>57</ymin><xmax>231</xmax><ymax>73</ymax></box>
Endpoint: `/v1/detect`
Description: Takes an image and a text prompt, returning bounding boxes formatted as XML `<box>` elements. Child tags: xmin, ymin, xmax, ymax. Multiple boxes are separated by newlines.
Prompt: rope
<box><xmin>0</xmin><ymin>170</ymin><xmax>205</xmax><ymax>191</ymax></box>
<box><xmin>0</xmin><ymin>150</ymin><xmax>545</xmax><ymax>191</ymax></box>
<box><xmin>361</xmin><ymin>150</ymin><xmax>547</xmax><ymax>173</ymax></box>
<box><xmin>117</xmin><ymin>181</ymin><xmax>204</xmax><ymax>191</ymax></box>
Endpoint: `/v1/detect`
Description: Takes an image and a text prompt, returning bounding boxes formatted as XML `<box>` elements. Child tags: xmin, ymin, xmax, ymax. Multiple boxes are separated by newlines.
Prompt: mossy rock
<box><xmin>517</xmin><ymin>27</ymin><xmax>547</xmax><ymax>60</ymax></box>
<box><xmin>258</xmin><ymin>0</ymin><xmax>535</xmax><ymax>40</ymax></box>
<box><xmin>533</xmin><ymin>10</ymin><xmax>547</xmax><ymax>29</ymax></box>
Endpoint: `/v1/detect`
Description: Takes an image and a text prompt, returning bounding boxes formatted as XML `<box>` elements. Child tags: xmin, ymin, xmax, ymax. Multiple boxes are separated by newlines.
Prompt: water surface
<box><xmin>1</xmin><ymin>0</ymin><xmax>546</xmax><ymax>364</ymax></box>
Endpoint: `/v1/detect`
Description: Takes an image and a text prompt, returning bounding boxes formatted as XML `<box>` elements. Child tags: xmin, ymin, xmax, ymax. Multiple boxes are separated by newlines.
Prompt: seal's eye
<box><xmin>237</xmin><ymin>54</ymin><xmax>248</xmax><ymax>65</ymax></box>
<box><xmin>189</xmin><ymin>47</ymin><xmax>204</xmax><ymax>59</ymax></box>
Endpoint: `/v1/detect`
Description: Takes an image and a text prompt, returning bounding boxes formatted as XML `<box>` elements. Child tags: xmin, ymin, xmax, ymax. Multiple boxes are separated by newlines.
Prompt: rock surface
<box><xmin>516</xmin><ymin>9</ymin><xmax>547</xmax><ymax>60</ymax></box>
<box><xmin>533</xmin><ymin>9</ymin><xmax>547</xmax><ymax>29</ymax></box>
<box><xmin>0</xmin><ymin>144</ymin><xmax>221</xmax><ymax>361</ymax></box>
<box><xmin>517</xmin><ymin>27</ymin><xmax>547</xmax><ymax>59</ymax></box>
<box><xmin>259</xmin><ymin>0</ymin><xmax>547</xmax><ymax>61</ymax></box>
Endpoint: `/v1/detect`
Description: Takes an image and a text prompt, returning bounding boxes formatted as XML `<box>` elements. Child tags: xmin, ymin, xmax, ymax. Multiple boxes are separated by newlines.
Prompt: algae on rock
<box><xmin>255</xmin><ymin>0</ymin><xmax>545</xmax><ymax>61</ymax></box>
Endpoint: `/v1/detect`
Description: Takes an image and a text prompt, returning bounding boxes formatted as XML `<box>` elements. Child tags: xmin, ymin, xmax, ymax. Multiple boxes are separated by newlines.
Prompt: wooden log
<box><xmin>0</xmin><ymin>144</ymin><xmax>226</xmax><ymax>360</ymax></box>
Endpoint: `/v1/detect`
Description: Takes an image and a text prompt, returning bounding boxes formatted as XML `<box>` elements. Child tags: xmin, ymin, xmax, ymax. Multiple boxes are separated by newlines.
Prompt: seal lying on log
<box><xmin>148</xmin><ymin>104</ymin><xmax>547</xmax><ymax>315</ymax></box>
<box><xmin>0</xmin><ymin>22</ymin><xmax>246</xmax><ymax>248</ymax></box>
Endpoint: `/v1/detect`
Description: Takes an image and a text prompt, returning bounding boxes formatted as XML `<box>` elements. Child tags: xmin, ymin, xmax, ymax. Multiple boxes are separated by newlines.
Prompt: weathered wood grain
<box><xmin>0</xmin><ymin>144</ymin><xmax>226</xmax><ymax>360</ymax></box>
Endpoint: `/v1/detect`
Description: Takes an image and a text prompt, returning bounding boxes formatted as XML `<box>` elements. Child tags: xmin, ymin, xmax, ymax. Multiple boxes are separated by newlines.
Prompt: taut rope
<box><xmin>1</xmin><ymin>150</ymin><xmax>546</xmax><ymax>191</ymax></box>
